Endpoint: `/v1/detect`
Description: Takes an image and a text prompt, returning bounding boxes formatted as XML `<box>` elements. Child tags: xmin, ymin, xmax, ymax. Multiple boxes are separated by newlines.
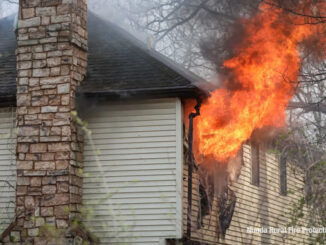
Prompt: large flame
<box><xmin>186</xmin><ymin>2</ymin><xmax>326</xmax><ymax>165</ymax></box>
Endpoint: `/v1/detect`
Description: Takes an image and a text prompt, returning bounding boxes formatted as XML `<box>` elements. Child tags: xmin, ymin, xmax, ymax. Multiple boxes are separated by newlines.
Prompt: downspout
<box><xmin>186</xmin><ymin>98</ymin><xmax>201</xmax><ymax>240</ymax></box>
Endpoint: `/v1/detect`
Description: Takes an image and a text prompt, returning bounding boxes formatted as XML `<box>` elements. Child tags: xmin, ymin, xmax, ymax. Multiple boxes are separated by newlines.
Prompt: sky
<box><xmin>0</xmin><ymin>0</ymin><xmax>18</xmax><ymax>18</ymax></box>
<box><xmin>0</xmin><ymin>0</ymin><xmax>149</xmax><ymax>44</ymax></box>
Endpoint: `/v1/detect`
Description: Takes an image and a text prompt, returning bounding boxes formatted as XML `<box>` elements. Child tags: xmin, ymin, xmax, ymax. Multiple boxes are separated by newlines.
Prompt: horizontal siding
<box><xmin>184</xmin><ymin>144</ymin><xmax>310</xmax><ymax>245</ymax></box>
<box><xmin>82</xmin><ymin>98</ymin><xmax>183</xmax><ymax>244</ymax></box>
<box><xmin>0</xmin><ymin>108</ymin><xmax>16</xmax><ymax>234</ymax></box>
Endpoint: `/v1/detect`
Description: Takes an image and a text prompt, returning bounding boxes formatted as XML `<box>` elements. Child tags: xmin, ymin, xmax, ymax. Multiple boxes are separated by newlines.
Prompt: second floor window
<box><xmin>280</xmin><ymin>155</ymin><xmax>287</xmax><ymax>196</ymax></box>
<box><xmin>251</xmin><ymin>143</ymin><xmax>260</xmax><ymax>186</ymax></box>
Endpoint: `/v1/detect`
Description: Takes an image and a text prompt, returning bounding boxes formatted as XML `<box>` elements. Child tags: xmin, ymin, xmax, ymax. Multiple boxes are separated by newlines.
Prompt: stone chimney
<box><xmin>7</xmin><ymin>0</ymin><xmax>88</xmax><ymax>243</ymax></box>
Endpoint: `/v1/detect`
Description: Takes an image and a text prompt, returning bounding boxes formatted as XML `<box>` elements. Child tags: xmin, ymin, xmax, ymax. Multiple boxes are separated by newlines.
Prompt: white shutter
<box><xmin>82</xmin><ymin>98</ymin><xmax>183</xmax><ymax>244</ymax></box>
<box><xmin>0</xmin><ymin>107</ymin><xmax>16</xmax><ymax>233</ymax></box>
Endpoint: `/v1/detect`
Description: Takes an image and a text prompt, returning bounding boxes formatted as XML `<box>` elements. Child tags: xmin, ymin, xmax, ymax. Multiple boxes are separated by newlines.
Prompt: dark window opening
<box><xmin>240</xmin><ymin>146</ymin><xmax>244</xmax><ymax>166</ymax></box>
<box><xmin>251</xmin><ymin>143</ymin><xmax>260</xmax><ymax>186</ymax></box>
<box><xmin>280</xmin><ymin>155</ymin><xmax>287</xmax><ymax>196</ymax></box>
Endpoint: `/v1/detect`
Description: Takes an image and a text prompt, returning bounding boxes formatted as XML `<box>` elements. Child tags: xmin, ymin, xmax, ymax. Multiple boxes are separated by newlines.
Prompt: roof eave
<box><xmin>77</xmin><ymin>86</ymin><xmax>205</xmax><ymax>101</ymax></box>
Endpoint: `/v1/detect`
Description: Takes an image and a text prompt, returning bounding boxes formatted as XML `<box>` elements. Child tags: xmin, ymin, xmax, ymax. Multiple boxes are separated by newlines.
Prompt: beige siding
<box><xmin>0</xmin><ymin>108</ymin><xmax>16</xmax><ymax>234</ymax></box>
<box><xmin>82</xmin><ymin>98</ymin><xmax>183</xmax><ymax>244</ymax></box>
<box><xmin>183</xmin><ymin>144</ymin><xmax>310</xmax><ymax>244</ymax></box>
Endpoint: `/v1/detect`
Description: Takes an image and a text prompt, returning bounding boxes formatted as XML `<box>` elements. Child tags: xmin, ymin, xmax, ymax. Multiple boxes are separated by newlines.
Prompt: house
<box><xmin>0</xmin><ymin>1</ymin><xmax>310</xmax><ymax>244</ymax></box>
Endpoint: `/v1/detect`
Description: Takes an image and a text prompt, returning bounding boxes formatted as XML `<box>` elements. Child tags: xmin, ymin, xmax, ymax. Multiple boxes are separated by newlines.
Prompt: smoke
<box><xmin>88</xmin><ymin>0</ymin><xmax>151</xmax><ymax>47</ymax></box>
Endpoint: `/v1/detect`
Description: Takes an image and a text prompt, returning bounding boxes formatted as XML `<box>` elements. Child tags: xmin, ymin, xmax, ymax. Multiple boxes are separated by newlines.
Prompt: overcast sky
<box><xmin>0</xmin><ymin>0</ymin><xmax>18</xmax><ymax>18</ymax></box>
<box><xmin>0</xmin><ymin>0</ymin><xmax>128</xmax><ymax>22</ymax></box>
<box><xmin>0</xmin><ymin>0</ymin><xmax>148</xmax><ymax>43</ymax></box>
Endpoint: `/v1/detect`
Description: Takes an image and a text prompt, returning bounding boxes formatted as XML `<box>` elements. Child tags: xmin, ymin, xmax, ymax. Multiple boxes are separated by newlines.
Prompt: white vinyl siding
<box><xmin>0</xmin><ymin>108</ymin><xmax>16</xmax><ymax>234</ymax></box>
<box><xmin>82</xmin><ymin>98</ymin><xmax>183</xmax><ymax>244</ymax></box>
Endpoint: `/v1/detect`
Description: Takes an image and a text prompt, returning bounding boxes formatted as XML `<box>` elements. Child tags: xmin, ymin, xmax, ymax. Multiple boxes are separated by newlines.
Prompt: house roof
<box><xmin>0</xmin><ymin>12</ymin><xmax>203</xmax><ymax>106</ymax></box>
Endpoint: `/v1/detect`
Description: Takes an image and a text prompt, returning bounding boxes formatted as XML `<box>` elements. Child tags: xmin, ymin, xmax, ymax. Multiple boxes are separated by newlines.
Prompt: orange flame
<box><xmin>186</xmin><ymin>2</ymin><xmax>326</xmax><ymax>165</ymax></box>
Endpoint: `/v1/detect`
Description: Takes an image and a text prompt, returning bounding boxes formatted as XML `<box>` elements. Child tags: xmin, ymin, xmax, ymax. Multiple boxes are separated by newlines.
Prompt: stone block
<box><xmin>17</xmin><ymin>143</ymin><xmax>29</xmax><ymax>153</ymax></box>
<box><xmin>18</xmin><ymin>69</ymin><xmax>32</xmax><ymax>77</ymax></box>
<box><xmin>22</xmin><ymin>0</ymin><xmax>41</xmax><ymax>8</ymax></box>
<box><xmin>56</xmin><ymin>160</ymin><xmax>69</xmax><ymax>170</ymax></box>
<box><xmin>41</xmin><ymin>106</ymin><xmax>58</xmax><ymax>113</ymax></box>
<box><xmin>25</xmin><ymin>196</ymin><xmax>35</xmax><ymax>209</ymax></box>
<box><xmin>18</xmin><ymin>126</ymin><xmax>39</xmax><ymax>136</ymax></box>
<box><xmin>48</xmin><ymin>170</ymin><xmax>69</xmax><ymax>176</ymax></box>
<box><xmin>56</xmin><ymin>219</ymin><xmax>68</xmax><ymax>228</ymax></box>
<box><xmin>47</xmin><ymin>23</ymin><xmax>61</xmax><ymax>31</ymax></box>
<box><xmin>40</xmin><ymin>76</ymin><xmax>70</xmax><ymax>85</ymax></box>
<box><xmin>17</xmin><ymin>186</ymin><xmax>28</xmax><ymax>196</ymax></box>
<box><xmin>33</xmin><ymin>68</ymin><xmax>50</xmax><ymax>77</ymax></box>
<box><xmin>18</xmin><ymin>61</ymin><xmax>33</xmax><ymax>70</ymax></box>
<box><xmin>41</xmin><ymin>153</ymin><xmax>55</xmax><ymax>161</ymax></box>
<box><xmin>32</xmin><ymin>45</ymin><xmax>43</xmax><ymax>53</ymax></box>
<box><xmin>18</xmin><ymin>39</ymin><xmax>39</xmax><ymax>46</ymax></box>
<box><xmin>51</xmin><ymin>14</ymin><xmax>71</xmax><ymax>24</ymax></box>
<box><xmin>49</xmin><ymin>94</ymin><xmax>61</xmax><ymax>105</ymax></box>
<box><xmin>33</xmin><ymin>60</ymin><xmax>47</xmax><ymax>68</ymax></box>
<box><xmin>47</xmin><ymin>50</ymin><xmax>62</xmax><ymax>57</ymax></box>
<box><xmin>47</xmin><ymin>57</ymin><xmax>61</xmax><ymax>67</ymax></box>
<box><xmin>17</xmin><ymin>46</ymin><xmax>32</xmax><ymax>54</ymax></box>
<box><xmin>41</xmin><ymin>193</ymin><xmax>69</xmax><ymax>206</ymax></box>
<box><xmin>42</xmin><ymin>185</ymin><xmax>57</xmax><ymax>194</ymax></box>
<box><xmin>57</xmin><ymin>182</ymin><xmax>69</xmax><ymax>193</ymax></box>
<box><xmin>29</xmin><ymin>78</ymin><xmax>40</xmax><ymax>86</ymax></box>
<box><xmin>27</xmin><ymin>228</ymin><xmax>39</xmax><ymax>237</ymax></box>
<box><xmin>30</xmin><ymin>143</ymin><xmax>47</xmax><ymax>153</ymax></box>
<box><xmin>53</xmin><ymin>118</ymin><xmax>70</xmax><ymax>126</ymax></box>
<box><xmin>35</xmin><ymin>161</ymin><xmax>56</xmax><ymax>170</ymax></box>
<box><xmin>18</xmin><ymin>161</ymin><xmax>34</xmax><ymax>170</ymax></box>
<box><xmin>54</xmin><ymin>205</ymin><xmax>69</xmax><ymax>218</ymax></box>
<box><xmin>33</xmin><ymin>53</ymin><xmax>46</xmax><ymax>60</ymax></box>
<box><xmin>30</xmin><ymin>177</ymin><xmax>42</xmax><ymax>187</ymax></box>
<box><xmin>48</xmin><ymin>142</ymin><xmax>70</xmax><ymax>152</ymax></box>
<box><xmin>29</xmin><ymin>31</ymin><xmax>46</xmax><ymax>39</ymax></box>
<box><xmin>57</xmin><ymin>4</ymin><xmax>71</xmax><ymax>15</ymax></box>
<box><xmin>40</xmin><ymin>136</ymin><xmax>61</xmax><ymax>142</ymax></box>
<box><xmin>41</xmin><ymin>207</ymin><xmax>53</xmax><ymax>216</ymax></box>
<box><xmin>57</xmin><ymin>83</ymin><xmax>70</xmax><ymax>94</ymax></box>
<box><xmin>42</xmin><ymin>177</ymin><xmax>56</xmax><ymax>185</ymax></box>
<box><xmin>23</xmin><ymin>171</ymin><xmax>47</xmax><ymax>176</ymax></box>
<box><xmin>18</xmin><ymin>17</ymin><xmax>41</xmax><ymax>28</ymax></box>
<box><xmin>50</xmin><ymin>67</ymin><xmax>61</xmax><ymax>76</ymax></box>
<box><xmin>18</xmin><ymin>77</ymin><xmax>29</xmax><ymax>86</ymax></box>
<box><xmin>18</xmin><ymin>53</ymin><xmax>33</xmax><ymax>61</ymax></box>
<box><xmin>40</xmin><ymin>37</ymin><xmax>57</xmax><ymax>44</ymax></box>
<box><xmin>42</xmin><ymin>16</ymin><xmax>50</xmax><ymax>25</ymax></box>
<box><xmin>35</xmin><ymin>217</ymin><xmax>45</xmax><ymax>227</ymax></box>
<box><xmin>22</xmin><ymin>8</ymin><xmax>35</xmax><ymax>19</ymax></box>
<box><xmin>17</xmin><ymin>94</ymin><xmax>31</xmax><ymax>106</ymax></box>
<box><xmin>36</xmin><ymin>7</ymin><xmax>56</xmax><ymax>16</ymax></box>
<box><xmin>17</xmin><ymin>177</ymin><xmax>30</xmax><ymax>186</ymax></box>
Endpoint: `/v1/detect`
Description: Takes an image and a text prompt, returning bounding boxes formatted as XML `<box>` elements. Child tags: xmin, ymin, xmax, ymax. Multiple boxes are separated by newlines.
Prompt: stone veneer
<box><xmin>2</xmin><ymin>0</ymin><xmax>88</xmax><ymax>244</ymax></box>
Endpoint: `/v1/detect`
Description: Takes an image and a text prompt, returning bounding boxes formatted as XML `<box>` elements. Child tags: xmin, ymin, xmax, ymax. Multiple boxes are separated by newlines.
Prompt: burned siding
<box><xmin>183</xmin><ymin>144</ymin><xmax>310</xmax><ymax>244</ymax></box>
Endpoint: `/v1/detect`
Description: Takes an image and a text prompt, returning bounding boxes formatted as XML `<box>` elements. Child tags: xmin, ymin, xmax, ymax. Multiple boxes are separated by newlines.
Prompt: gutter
<box><xmin>186</xmin><ymin>98</ymin><xmax>201</xmax><ymax>240</ymax></box>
